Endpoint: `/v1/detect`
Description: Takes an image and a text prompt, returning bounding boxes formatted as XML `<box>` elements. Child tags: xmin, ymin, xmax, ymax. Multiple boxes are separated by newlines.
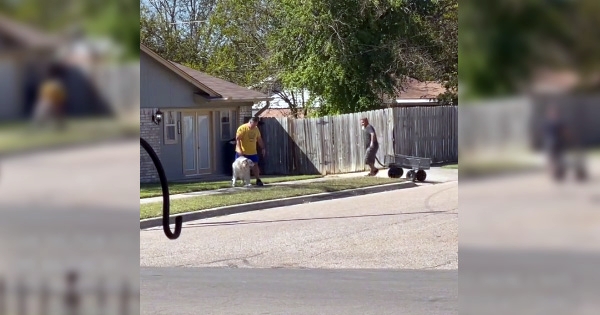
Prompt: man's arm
<box><xmin>235</xmin><ymin>136</ymin><xmax>242</xmax><ymax>153</ymax></box>
<box><xmin>235</xmin><ymin>128</ymin><xmax>243</xmax><ymax>154</ymax></box>
<box><xmin>369</xmin><ymin>126</ymin><xmax>377</xmax><ymax>147</ymax></box>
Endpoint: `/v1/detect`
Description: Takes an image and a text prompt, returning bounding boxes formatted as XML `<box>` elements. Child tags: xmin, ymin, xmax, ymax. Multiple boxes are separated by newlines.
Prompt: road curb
<box><xmin>140</xmin><ymin>181</ymin><xmax>418</xmax><ymax>230</ymax></box>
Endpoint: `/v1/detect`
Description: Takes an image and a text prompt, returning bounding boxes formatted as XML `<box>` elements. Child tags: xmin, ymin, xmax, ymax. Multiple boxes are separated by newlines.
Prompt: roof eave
<box><xmin>194</xmin><ymin>93</ymin><xmax>272</xmax><ymax>104</ymax></box>
<box><xmin>140</xmin><ymin>44</ymin><xmax>221</xmax><ymax>97</ymax></box>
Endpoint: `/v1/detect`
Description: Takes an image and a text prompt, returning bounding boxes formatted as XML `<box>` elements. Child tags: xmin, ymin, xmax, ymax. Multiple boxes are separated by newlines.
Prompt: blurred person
<box><xmin>361</xmin><ymin>117</ymin><xmax>379</xmax><ymax>176</ymax></box>
<box><xmin>541</xmin><ymin>104</ymin><xmax>590</xmax><ymax>181</ymax></box>
<box><xmin>542</xmin><ymin>105</ymin><xmax>567</xmax><ymax>179</ymax></box>
<box><xmin>31</xmin><ymin>63</ymin><xmax>67</xmax><ymax>130</ymax></box>
<box><xmin>235</xmin><ymin>117</ymin><xmax>266</xmax><ymax>186</ymax></box>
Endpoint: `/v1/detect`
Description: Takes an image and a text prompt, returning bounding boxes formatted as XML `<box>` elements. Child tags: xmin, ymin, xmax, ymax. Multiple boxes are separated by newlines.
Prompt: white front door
<box><xmin>182</xmin><ymin>111</ymin><xmax>213</xmax><ymax>176</ymax></box>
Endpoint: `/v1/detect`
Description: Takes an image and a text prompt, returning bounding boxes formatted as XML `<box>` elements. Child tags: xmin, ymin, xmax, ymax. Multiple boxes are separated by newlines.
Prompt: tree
<box><xmin>141</xmin><ymin>0</ymin><xmax>458</xmax><ymax>115</ymax></box>
<box><xmin>459</xmin><ymin>0</ymin><xmax>600</xmax><ymax>100</ymax></box>
<box><xmin>267</xmin><ymin>0</ymin><xmax>455</xmax><ymax>115</ymax></box>
<box><xmin>2</xmin><ymin>0</ymin><xmax>140</xmax><ymax>60</ymax></box>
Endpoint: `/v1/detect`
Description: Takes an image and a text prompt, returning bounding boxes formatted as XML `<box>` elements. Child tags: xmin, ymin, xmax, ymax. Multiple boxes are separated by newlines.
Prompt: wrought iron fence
<box><xmin>0</xmin><ymin>270</ymin><xmax>139</xmax><ymax>315</ymax></box>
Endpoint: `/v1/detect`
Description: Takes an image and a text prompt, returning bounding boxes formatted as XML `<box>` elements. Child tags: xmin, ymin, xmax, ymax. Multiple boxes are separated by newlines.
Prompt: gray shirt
<box><xmin>362</xmin><ymin>124</ymin><xmax>378</xmax><ymax>149</ymax></box>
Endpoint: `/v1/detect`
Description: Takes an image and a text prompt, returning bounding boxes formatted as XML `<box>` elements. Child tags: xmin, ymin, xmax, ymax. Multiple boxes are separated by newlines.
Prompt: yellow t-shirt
<box><xmin>236</xmin><ymin>124</ymin><xmax>261</xmax><ymax>155</ymax></box>
<box><xmin>39</xmin><ymin>80</ymin><xmax>66</xmax><ymax>106</ymax></box>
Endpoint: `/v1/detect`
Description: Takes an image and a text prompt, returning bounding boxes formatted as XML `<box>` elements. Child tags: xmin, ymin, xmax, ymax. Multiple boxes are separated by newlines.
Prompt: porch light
<box><xmin>152</xmin><ymin>109</ymin><xmax>163</xmax><ymax>125</ymax></box>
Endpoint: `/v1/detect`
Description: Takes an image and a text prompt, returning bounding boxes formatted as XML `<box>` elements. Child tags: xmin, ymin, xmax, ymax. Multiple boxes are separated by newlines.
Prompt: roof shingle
<box><xmin>170</xmin><ymin>62</ymin><xmax>269</xmax><ymax>101</ymax></box>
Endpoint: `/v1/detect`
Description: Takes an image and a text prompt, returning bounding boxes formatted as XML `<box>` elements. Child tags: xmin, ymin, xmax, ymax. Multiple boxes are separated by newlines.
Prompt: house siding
<box><xmin>140</xmin><ymin>48</ymin><xmax>263</xmax><ymax>183</ymax></box>
<box><xmin>140</xmin><ymin>53</ymin><xmax>199</xmax><ymax>109</ymax></box>
<box><xmin>140</xmin><ymin>108</ymin><xmax>162</xmax><ymax>183</ymax></box>
<box><xmin>0</xmin><ymin>56</ymin><xmax>25</xmax><ymax>120</ymax></box>
<box><xmin>239</xmin><ymin>105</ymin><xmax>253</xmax><ymax>124</ymax></box>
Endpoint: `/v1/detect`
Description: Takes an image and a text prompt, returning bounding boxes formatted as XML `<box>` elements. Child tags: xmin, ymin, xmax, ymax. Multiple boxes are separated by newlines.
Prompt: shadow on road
<box><xmin>182</xmin><ymin>210</ymin><xmax>456</xmax><ymax>229</ymax></box>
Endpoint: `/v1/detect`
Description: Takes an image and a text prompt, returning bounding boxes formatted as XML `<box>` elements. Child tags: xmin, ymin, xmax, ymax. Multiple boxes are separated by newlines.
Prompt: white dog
<box><xmin>231</xmin><ymin>156</ymin><xmax>255</xmax><ymax>187</ymax></box>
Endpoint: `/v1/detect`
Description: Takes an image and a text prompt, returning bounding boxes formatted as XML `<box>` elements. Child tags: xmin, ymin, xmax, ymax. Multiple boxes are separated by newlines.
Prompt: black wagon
<box><xmin>384</xmin><ymin>154</ymin><xmax>431</xmax><ymax>182</ymax></box>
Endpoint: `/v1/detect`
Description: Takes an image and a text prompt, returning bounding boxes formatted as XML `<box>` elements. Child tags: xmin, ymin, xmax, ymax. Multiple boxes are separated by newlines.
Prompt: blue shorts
<box><xmin>235</xmin><ymin>153</ymin><xmax>259</xmax><ymax>163</ymax></box>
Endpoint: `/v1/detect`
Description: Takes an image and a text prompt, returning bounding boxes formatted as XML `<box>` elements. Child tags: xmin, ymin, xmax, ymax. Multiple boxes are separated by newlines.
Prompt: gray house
<box><xmin>0</xmin><ymin>14</ymin><xmax>58</xmax><ymax>120</ymax></box>
<box><xmin>140</xmin><ymin>44</ymin><xmax>271</xmax><ymax>183</ymax></box>
<box><xmin>0</xmin><ymin>15</ymin><xmax>116</xmax><ymax>121</ymax></box>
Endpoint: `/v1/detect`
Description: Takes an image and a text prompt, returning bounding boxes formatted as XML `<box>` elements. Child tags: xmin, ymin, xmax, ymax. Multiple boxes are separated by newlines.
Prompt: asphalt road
<box><xmin>0</xmin><ymin>140</ymin><xmax>459</xmax><ymax>314</ymax></box>
<box><xmin>460</xmin><ymin>156</ymin><xmax>600</xmax><ymax>315</ymax></box>
<box><xmin>140</xmin><ymin>181</ymin><xmax>458</xmax><ymax>269</ymax></box>
<box><xmin>140</xmin><ymin>179</ymin><xmax>458</xmax><ymax>314</ymax></box>
<box><xmin>141</xmin><ymin>267</ymin><xmax>457</xmax><ymax>315</ymax></box>
<box><xmin>0</xmin><ymin>140</ymin><xmax>140</xmax><ymax>284</ymax></box>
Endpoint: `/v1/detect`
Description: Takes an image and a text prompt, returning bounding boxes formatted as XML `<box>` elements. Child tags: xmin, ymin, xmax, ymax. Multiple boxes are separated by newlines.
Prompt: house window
<box><xmin>220</xmin><ymin>110</ymin><xmax>232</xmax><ymax>140</ymax></box>
<box><xmin>164</xmin><ymin>111</ymin><xmax>178</xmax><ymax>144</ymax></box>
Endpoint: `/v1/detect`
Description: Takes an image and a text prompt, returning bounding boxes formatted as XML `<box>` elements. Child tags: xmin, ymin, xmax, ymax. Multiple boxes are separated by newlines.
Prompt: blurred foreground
<box><xmin>0</xmin><ymin>140</ymin><xmax>141</xmax><ymax>315</ymax></box>
<box><xmin>0</xmin><ymin>3</ymin><xmax>139</xmax><ymax>315</ymax></box>
<box><xmin>460</xmin><ymin>0</ymin><xmax>600</xmax><ymax>313</ymax></box>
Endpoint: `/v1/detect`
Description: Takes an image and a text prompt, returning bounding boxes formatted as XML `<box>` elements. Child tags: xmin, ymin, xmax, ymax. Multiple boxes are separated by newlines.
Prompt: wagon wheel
<box><xmin>388</xmin><ymin>166</ymin><xmax>403</xmax><ymax>179</ymax></box>
<box><xmin>416</xmin><ymin>169</ymin><xmax>427</xmax><ymax>182</ymax></box>
<box><xmin>406</xmin><ymin>170</ymin><xmax>415</xmax><ymax>181</ymax></box>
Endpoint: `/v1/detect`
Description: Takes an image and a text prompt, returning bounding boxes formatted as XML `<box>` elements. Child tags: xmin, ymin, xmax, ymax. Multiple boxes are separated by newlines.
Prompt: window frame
<box><xmin>163</xmin><ymin>110</ymin><xmax>178</xmax><ymax>145</ymax></box>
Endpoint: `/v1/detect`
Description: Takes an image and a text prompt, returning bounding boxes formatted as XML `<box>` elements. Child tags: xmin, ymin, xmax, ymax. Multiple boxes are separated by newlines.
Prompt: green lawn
<box><xmin>140</xmin><ymin>175</ymin><xmax>324</xmax><ymax>198</ymax></box>
<box><xmin>459</xmin><ymin>160</ymin><xmax>537</xmax><ymax>177</ymax></box>
<box><xmin>441</xmin><ymin>164</ymin><xmax>458</xmax><ymax>169</ymax></box>
<box><xmin>140</xmin><ymin>177</ymin><xmax>404</xmax><ymax>219</ymax></box>
<box><xmin>0</xmin><ymin>118</ymin><xmax>138</xmax><ymax>155</ymax></box>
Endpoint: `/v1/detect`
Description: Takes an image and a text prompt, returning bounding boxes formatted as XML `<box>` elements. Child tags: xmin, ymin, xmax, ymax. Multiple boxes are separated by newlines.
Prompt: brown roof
<box><xmin>170</xmin><ymin>62</ymin><xmax>269</xmax><ymax>101</ymax></box>
<box><xmin>394</xmin><ymin>77</ymin><xmax>446</xmax><ymax>99</ymax></box>
<box><xmin>0</xmin><ymin>14</ymin><xmax>59</xmax><ymax>49</ymax></box>
<box><xmin>258</xmin><ymin>108</ymin><xmax>307</xmax><ymax>118</ymax></box>
<box><xmin>530</xmin><ymin>69</ymin><xmax>580</xmax><ymax>94</ymax></box>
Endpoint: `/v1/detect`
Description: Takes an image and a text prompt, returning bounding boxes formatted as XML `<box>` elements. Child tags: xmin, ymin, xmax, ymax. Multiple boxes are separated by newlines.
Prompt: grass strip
<box><xmin>141</xmin><ymin>175</ymin><xmax>324</xmax><ymax>198</ymax></box>
<box><xmin>140</xmin><ymin>177</ymin><xmax>403</xmax><ymax>219</ymax></box>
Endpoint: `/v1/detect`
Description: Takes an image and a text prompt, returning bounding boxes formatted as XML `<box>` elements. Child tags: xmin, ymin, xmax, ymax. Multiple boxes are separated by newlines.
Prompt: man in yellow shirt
<box><xmin>235</xmin><ymin>117</ymin><xmax>266</xmax><ymax>186</ymax></box>
<box><xmin>32</xmin><ymin>64</ymin><xmax>67</xmax><ymax>130</ymax></box>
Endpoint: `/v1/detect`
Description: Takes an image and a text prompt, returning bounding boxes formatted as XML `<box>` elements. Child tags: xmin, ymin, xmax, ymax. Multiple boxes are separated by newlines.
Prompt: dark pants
<box><xmin>365</xmin><ymin>143</ymin><xmax>379</xmax><ymax>165</ymax></box>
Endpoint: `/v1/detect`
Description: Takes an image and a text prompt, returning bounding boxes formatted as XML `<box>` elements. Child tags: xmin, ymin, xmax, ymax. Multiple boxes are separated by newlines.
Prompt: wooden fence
<box><xmin>0</xmin><ymin>270</ymin><xmax>138</xmax><ymax>315</ymax></box>
<box><xmin>258</xmin><ymin>106</ymin><xmax>458</xmax><ymax>175</ymax></box>
<box><xmin>93</xmin><ymin>63</ymin><xmax>140</xmax><ymax>117</ymax></box>
<box><xmin>459</xmin><ymin>95</ymin><xmax>600</xmax><ymax>158</ymax></box>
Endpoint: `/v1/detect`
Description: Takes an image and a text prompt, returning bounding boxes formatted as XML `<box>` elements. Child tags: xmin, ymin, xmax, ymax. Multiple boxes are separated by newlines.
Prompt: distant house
<box><xmin>0</xmin><ymin>14</ymin><xmax>59</xmax><ymax>120</ymax></box>
<box><xmin>253</xmin><ymin>108</ymin><xmax>309</xmax><ymax>118</ymax></box>
<box><xmin>140</xmin><ymin>45</ymin><xmax>271</xmax><ymax>183</ymax></box>
<box><xmin>0</xmin><ymin>14</ymin><xmax>115</xmax><ymax>121</ymax></box>
<box><xmin>252</xmin><ymin>77</ymin><xmax>448</xmax><ymax>118</ymax></box>
<box><xmin>384</xmin><ymin>77</ymin><xmax>447</xmax><ymax>107</ymax></box>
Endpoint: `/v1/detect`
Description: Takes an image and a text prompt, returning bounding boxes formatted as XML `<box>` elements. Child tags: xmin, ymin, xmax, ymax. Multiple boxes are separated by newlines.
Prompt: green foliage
<box><xmin>268</xmin><ymin>0</ymin><xmax>441</xmax><ymax>114</ymax></box>
<box><xmin>2</xmin><ymin>0</ymin><xmax>139</xmax><ymax>60</ymax></box>
<box><xmin>459</xmin><ymin>0</ymin><xmax>600</xmax><ymax>101</ymax></box>
<box><xmin>141</xmin><ymin>0</ymin><xmax>458</xmax><ymax>114</ymax></box>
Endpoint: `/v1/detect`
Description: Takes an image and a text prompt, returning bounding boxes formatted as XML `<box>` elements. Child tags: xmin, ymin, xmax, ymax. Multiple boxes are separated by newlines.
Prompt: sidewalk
<box><xmin>139</xmin><ymin>166</ymin><xmax>458</xmax><ymax>205</ymax></box>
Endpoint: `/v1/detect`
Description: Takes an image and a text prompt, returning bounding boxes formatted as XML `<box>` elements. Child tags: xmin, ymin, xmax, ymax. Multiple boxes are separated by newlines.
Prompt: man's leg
<box><xmin>364</xmin><ymin>148</ymin><xmax>376</xmax><ymax>176</ymax></box>
<box><xmin>368</xmin><ymin>146</ymin><xmax>379</xmax><ymax>175</ymax></box>
<box><xmin>368</xmin><ymin>162</ymin><xmax>377</xmax><ymax>174</ymax></box>
<box><xmin>248</xmin><ymin>155</ymin><xmax>263</xmax><ymax>186</ymax></box>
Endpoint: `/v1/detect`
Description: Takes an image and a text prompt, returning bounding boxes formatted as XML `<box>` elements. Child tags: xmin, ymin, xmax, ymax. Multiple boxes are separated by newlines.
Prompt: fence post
<box><xmin>119</xmin><ymin>281</ymin><xmax>130</xmax><ymax>315</ymax></box>
<box><xmin>64</xmin><ymin>271</ymin><xmax>80</xmax><ymax>315</ymax></box>
<box><xmin>0</xmin><ymin>278</ymin><xmax>6</xmax><ymax>315</ymax></box>
<box><xmin>16</xmin><ymin>277</ymin><xmax>26</xmax><ymax>315</ymax></box>
<box><xmin>96</xmin><ymin>278</ymin><xmax>107</xmax><ymax>315</ymax></box>
<box><xmin>40</xmin><ymin>279</ymin><xmax>50</xmax><ymax>315</ymax></box>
